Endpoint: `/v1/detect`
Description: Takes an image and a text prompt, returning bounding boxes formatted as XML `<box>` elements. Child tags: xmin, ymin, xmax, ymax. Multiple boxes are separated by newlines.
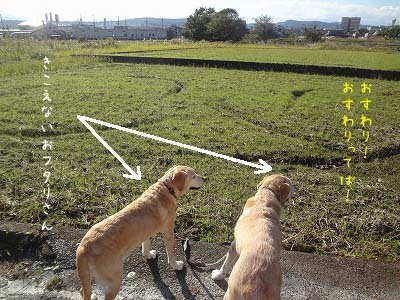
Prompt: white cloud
<box><xmin>0</xmin><ymin>0</ymin><xmax>398</xmax><ymax>25</ymax></box>
<box><xmin>253</xmin><ymin>0</ymin><xmax>399</xmax><ymax>25</ymax></box>
<box><xmin>0</xmin><ymin>0</ymin><xmax>240</xmax><ymax>21</ymax></box>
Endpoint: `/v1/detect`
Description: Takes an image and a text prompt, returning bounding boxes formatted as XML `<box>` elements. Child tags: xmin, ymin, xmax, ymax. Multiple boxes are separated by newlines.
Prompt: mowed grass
<box><xmin>2</xmin><ymin>39</ymin><xmax>399</xmax><ymax>77</ymax></box>
<box><xmin>0</xmin><ymin>39</ymin><xmax>399</xmax><ymax>262</ymax></box>
<box><xmin>0</xmin><ymin>39</ymin><xmax>219</xmax><ymax>77</ymax></box>
<box><xmin>127</xmin><ymin>46</ymin><xmax>400</xmax><ymax>70</ymax></box>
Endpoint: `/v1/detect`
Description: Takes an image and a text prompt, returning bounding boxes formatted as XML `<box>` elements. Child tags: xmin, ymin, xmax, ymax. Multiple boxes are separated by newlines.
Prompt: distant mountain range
<box><xmin>0</xmin><ymin>17</ymin><xmax>187</xmax><ymax>29</ymax></box>
<box><xmin>115</xmin><ymin>18</ymin><xmax>186</xmax><ymax>28</ymax></box>
<box><xmin>275</xmin><ymin>20</ymin><xmax>341</xmax><ymax>29</ymax></box>
<box><xmin>2</xmin><ymin>17</ymin><xmax>369</xmax><ymax>30</ymax></box>
<box><xmin>1</xmin><ymin>19</ymin><xmax>23</xmax><ymax>29</ymax></box>
<box><xmin>59</xmin><ymin>18</ymin><xmax>187</xmax><ymax>29</ymax></box>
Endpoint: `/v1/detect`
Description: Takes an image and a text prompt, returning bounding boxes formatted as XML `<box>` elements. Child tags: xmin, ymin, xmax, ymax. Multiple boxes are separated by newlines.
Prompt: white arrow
<box><xmin>77</xmin><ymin>115</ymin><xmax>141</xmax><ymax>180</ymax></box>
<box><xmin>77</xmin><ymin>115</ymin><xmax>272</xmax><ymax>179</ymax></box>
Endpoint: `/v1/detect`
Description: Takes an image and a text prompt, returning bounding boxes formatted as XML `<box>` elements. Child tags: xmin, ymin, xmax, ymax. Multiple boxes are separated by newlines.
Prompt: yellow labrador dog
<box><xmin>76</xmin><ymin>166</ymin><xmax>206</xmax><ymax>300</ymax></box>
<box><xmin>211</xmin><ymin>174</ymin><xmax>295</xmax><ymax>300</ymax></box>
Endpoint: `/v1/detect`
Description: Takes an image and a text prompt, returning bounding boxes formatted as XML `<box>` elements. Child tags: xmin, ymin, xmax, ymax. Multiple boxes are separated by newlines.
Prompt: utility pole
<box><xmin>0</xmin><ymin>14</ymin><xmax>5</xmax><ymax>33</ymax></box>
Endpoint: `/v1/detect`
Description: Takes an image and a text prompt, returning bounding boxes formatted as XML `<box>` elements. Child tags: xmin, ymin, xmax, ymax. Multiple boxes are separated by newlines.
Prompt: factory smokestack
<box><xmin>49</xmin><ymin>12</ymin><xmax>53</xmax><ymax>23</ymax></box>
<box><xmin>45</xmin><ymin>13</ymin><xmax>48</xmax><ymax>24</ymax></box>
<box><xmin>104</xmin><ymin>18</ymin><xmax>106</xmax><ymax>29</ymax></box>
<box><xmin>55</xmin><ymin>14</ymin><xmax>59</xmax><ymax>25</ymax></box>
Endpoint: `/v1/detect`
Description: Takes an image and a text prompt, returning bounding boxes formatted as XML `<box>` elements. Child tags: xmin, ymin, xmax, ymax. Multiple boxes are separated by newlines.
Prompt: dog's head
<box><xmin>162</xmin><ymin>166</ymin><xmax>206</xmax><ymax>197</ymax></box>
<box><xmin>257</xmin><ymin>174</ymin><xmax>295</xmax><ymax>205</ymax></box>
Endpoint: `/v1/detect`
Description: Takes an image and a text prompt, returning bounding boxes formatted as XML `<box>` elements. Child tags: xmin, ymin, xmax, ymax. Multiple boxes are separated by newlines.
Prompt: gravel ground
<box><xmin>0</xmin><ymin>221</ymin><xmax>399</xmax><ymax>300</ymax></box>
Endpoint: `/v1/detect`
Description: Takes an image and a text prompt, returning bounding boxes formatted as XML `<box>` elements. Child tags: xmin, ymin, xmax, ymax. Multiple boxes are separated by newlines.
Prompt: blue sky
<box><xmin>1</xmin><ymin>0</ymin><xmax>399</xmax><ymax>25</ymax></box>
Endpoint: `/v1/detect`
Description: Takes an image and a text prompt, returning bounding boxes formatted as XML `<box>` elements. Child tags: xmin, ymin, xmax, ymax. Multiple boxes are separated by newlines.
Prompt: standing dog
<box><xmin>211</xmin><ymin>174</ymin><xmax>295</xmax><ymax>300</ymax></box>
<box><xmin>76</xmin><ymin>166</ymin><xmax>206</xmax><ymax>300</ymax></box>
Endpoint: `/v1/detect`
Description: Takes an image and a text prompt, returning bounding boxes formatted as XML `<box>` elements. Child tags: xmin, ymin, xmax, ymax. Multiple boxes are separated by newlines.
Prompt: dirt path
<box><xmin>1</xmin><ymin>221</ymin><xmax>399</xmax><ymax>299</ymax></box>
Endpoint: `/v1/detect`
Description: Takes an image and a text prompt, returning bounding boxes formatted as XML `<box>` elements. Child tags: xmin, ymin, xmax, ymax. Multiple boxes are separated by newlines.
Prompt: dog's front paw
<box><xmin>171</xmin><ymin>260</ymin><xmax>185</xmax><ymax>271</ymax></box>
<box><xmin>148</xmin><ymin>250</ymin><xmax>157</xmax><ymax>259</ymax></box>
<box><xmin>211</xmin><ymin>269</ymin><xmax>225</xmax><ymax>280</ymax></box>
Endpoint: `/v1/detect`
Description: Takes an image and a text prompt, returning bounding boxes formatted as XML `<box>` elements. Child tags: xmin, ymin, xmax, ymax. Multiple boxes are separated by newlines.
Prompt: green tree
<box><xmin>304</xmin><ymin>25</ymin><xmax>322</xmax><ymax>43</ymax></box>
<box><xmin>206</xmin><ymin>8</ymin><xmax>247</xmax><ymax>42</ymax></box>
<box><xmin>252</xmin><ymin>15</ymin><xmax>276</xmax><ymax>41</ymax></box>
<box><xmin>166</xmin><ymin>26</ymin><xmax>177</xmax><ymax>39</ymax></box>
<box><xmin>379</xmin><ymin>26</ymin><xmax>400</xmax><ymax>39</ymax></box>
<box><xmin>183</xmin><ymin>7</ymin><xmax>215</xmax><ymax>41</ymax></box>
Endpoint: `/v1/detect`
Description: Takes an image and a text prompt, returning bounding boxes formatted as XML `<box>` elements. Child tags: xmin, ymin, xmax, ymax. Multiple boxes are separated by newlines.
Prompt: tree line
<box><xmin>183</xmin><ymin>7</ymin><xmax>279</xmax><ymax>42</ymax></box>
<box><xmin>182</xmin><ymin>7</ymin><xmax>400</xmax><ymax>42</ymax></box>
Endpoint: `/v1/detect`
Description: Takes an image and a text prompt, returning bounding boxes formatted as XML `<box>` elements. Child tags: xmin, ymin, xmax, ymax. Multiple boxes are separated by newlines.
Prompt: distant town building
<box><xmin>166</xmin><ymin>25</ymin><xmax>184</xmax><ymax>39</ymax></box>
<box><xmin>66</xmin><ymin>24</ymin><xmax>167</xmax><ymax>40</ymax></box>
<box><xmin>325</xmin><ymin>29</ymin><xmax>346</xmax><ymax>37</ymax></box>
<box><xmin>274</xmin><ymin>25</ymin><xmax>287</xmax><ymax>38</ymax></box>
<box><xmin>17</xmin><ymin>13</ymin><xmax>168</xmax><ymax>40</ymax></box>
<box><xmin>341</xmin><ymin>17</ymin><xmax>361</xmax><ymax>32</ymax></box>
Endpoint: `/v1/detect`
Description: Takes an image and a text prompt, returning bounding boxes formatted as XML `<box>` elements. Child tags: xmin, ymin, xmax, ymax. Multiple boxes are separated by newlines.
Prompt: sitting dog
<box><xmin>76</xmin><ymin>166</ymin><xmax>206</xmax><ymax>300</ymax></box>
<box><xmin>211</xmin><ymin>174</ymin><xmax>295</xmax><ymax>300</ymax></box>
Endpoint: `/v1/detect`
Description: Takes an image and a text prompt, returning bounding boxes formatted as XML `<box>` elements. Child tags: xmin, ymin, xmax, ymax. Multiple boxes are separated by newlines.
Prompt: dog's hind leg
<box><xmin>76</xmin><ymin>249</ymin><xmax>92</xmax><ymax>300</ymax></box>
<box><xmin>212</xmin><ymin>240</ymin><xmax>238</xmax><ymax>280</ymax></box>
<box><xmin>142</xmin><ymin>239</ymin><xmax>157</xmax><ymax>259</ymax></box>
<box><xmin>94</xmin><ymin>258</ymin><xmax>123</xmax><ymax>300</ymax></box>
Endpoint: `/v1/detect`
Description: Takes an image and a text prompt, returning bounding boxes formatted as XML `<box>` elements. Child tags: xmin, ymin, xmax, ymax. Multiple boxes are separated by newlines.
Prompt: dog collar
<box><xmin>261</xmin><ymin>186</ymin><xmax>280</xmax><ymax>201</ymax></box>
<box><xmin>164</xmin><ymin>184</ymin><xmax>176</xmax><ymax>199</ymax></box>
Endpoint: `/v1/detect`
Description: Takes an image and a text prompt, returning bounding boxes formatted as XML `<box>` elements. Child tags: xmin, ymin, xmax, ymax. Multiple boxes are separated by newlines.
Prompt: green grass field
<box><xmin>0</xmin><ymin>39</ymin><xmax>399</xmax><ymax>261</ymax></box>
<box><xmin>120</xmin><ymin>45</ymin><xmax>400</xmax><ymax>70</ymax></box>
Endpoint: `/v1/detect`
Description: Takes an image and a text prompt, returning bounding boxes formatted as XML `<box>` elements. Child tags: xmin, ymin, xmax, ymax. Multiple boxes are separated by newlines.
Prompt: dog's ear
<box><xmin>172</xmin><ymin>170</ymin><xmax>187</xmax><ymax>191</ymax></box>
<box><xmin>279</xmin><ymin>183</ymin><xmax>291</xmax><ymax>204</ymax></box>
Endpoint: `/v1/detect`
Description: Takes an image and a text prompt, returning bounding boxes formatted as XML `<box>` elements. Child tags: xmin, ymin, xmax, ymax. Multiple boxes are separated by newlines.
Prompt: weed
<box><xmin>45</xmin><ymin>275</ymin><xmax>63</xmax><ymax>291</ymax></box>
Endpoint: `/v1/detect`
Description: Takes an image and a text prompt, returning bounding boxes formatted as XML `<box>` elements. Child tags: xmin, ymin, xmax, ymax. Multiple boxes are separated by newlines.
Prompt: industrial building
<box><xmin>60</xmin><ymin>24</ymin><xmax>167</xmax><ymax>40</ymax></box>
<box><xmin>30</xmin><ymin>13</ymin><xmax>167</xmax><ymax>40</ymax></box>
<box><xmin>341</xmin><ymin>17</ymin><xmax>361</xmax><ymax>32</ymax></box>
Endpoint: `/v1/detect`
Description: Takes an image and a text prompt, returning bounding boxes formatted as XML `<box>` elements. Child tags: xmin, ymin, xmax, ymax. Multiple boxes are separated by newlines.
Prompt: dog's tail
<box><xmin>76</xmin><ymin>246</ymin><xmax>92</xmax><ymax>300</ymax></box>
<box><xmin>204</xmin><ymin>254</ymin><xmax>227</xmax><ymax>267</ymax></box>
<box><xmin>204</xmin><ymin>240</ymin><xmax>236</xmax><ymax>267</ymax></box>
<box><xmin>186</xmin><ymin>254</ymin><xmax>227</xmax><ymax>268</ymax></box>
